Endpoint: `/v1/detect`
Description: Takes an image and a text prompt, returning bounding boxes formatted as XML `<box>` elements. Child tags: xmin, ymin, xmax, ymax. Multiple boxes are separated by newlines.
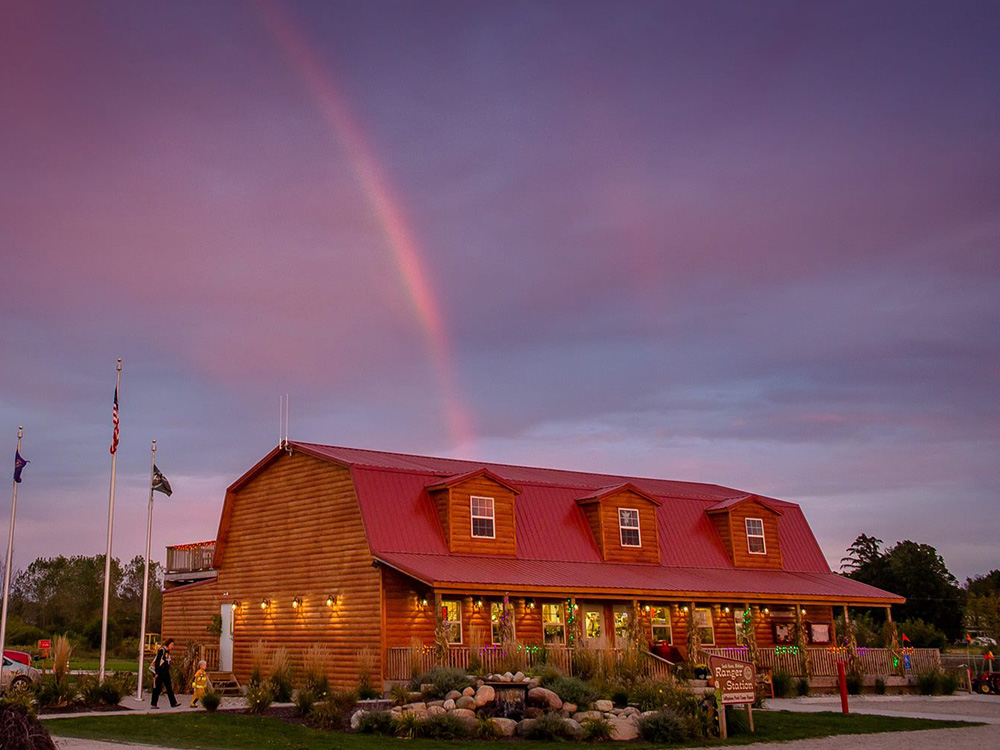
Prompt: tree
<box><xmin>967</xmin><ymin>594</ymin><xmax>1000</xmax><ymax>644</ymax></box>
<box><xmin>840</xmin><ymin>534</ymin><xmax>884</xmax><ymax>574</ymax></box>
<box><xmin>967</xmin><ymin>570</ymin><xmax>1000</xmax><ymax>598</ymax></box>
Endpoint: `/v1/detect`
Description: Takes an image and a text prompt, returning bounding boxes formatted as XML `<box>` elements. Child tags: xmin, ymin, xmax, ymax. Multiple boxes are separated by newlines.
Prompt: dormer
<box><xmin>576</xmin><ymin>483</ymin><xmax>661</xmax><ymax>563</ymax></box>
<box><xmin>706</xmin><ymin>494</ymin><xmax>783</xmax><ymax>569</ymax></box>
<box><xmin>426</xmin><ymin>468</ymin><xmax>521</xmax><ymax>556</ymax></box>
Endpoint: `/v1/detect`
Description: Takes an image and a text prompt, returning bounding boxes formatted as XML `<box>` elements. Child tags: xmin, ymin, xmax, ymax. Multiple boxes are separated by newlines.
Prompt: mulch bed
<box><xmin>39</xmin><ymin>703</ymin><xmax>133</xmax><ymax>715</ymax></box>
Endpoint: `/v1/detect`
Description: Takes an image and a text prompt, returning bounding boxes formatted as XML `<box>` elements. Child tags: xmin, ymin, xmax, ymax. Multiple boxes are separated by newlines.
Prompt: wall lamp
<box><xmin>525</xmin><ymin>598</ymin><xmax>535</xmax><ymax>609</ymax></box>
<box><xmin>474</xmin><ymin>598</ymin><xmax>484</xmax><ymax>610</ymax></box>
<box><xmin>327</xmin><ymin>594</ymin><xmax>338</xmax><ymax>608</ymax></box>
<box><xmin>292</xmin><ymin>597</ymin><xmax>302</xmax><ymax>610</ymax></box>
<box><xmin>419</xmin><ymin>596</ymin><xmax>429</xmax><ymax>607</ymax></box>
<box><xmin>260</xmin><ymin>598</ymin><xmax>271</xmax><ymax>611</ymax></box>
<box><xmin>231</xmin><ymin>601</ymin><xmax>241</xmax><ymax>612</ymax></box>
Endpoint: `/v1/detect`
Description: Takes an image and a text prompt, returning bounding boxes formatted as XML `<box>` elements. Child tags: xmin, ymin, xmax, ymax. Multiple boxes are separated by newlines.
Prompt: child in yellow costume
<box><xmin>190</xmin><ymin>660</ymin><xmax>210</xmax><ymax>707</ymax></box>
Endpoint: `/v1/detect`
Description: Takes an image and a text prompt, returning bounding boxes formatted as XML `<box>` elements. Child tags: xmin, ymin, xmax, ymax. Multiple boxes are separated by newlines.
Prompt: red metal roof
<box><xmin>288</xmin><ymin>442</ymin><xmax>900</xmax><ymax>603</ymax></box>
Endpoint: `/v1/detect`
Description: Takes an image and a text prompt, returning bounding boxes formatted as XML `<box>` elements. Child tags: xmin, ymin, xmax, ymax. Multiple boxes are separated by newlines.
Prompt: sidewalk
<box><xmin>43</xmin><ymin>694</ymin><xmax>254</xmax><ymax>721</ymax></box>
<box><xmin>767</xmin><ymin>694</ymin><xmax>1000</xmax><ymax>725</ymax></box>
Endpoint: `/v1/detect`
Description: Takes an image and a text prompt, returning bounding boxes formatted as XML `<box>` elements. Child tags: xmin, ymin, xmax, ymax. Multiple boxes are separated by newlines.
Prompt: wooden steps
<box><xmin>208</xmin><ymin>671</ymin><xmax>242</xmax><ymax>696</ymax></box>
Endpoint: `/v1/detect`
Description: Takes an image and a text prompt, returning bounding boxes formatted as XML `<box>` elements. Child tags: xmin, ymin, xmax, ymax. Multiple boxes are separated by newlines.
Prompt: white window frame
<box><xmin>618</xmin><ymin>507</ymin><xmax>641</xmax><ymax>547</ymax></box>
<box><xmin>542</xmin><ymin>603</ymin><xmax>565</xmax><ymax>645</ymax></box>
<box><xmin>745</xmin><ymin>517</ymin><xmax>766</xmax><ymax>555</ymax></box>
<box><xmin>470</xmin><ymin>495</ymin><xmax>496</xmax><ymax>539</ymax></box>
<box><xmin>651</xmin><ymin>606</ymin><xmax>672</xmax><ymax>645</ymax></box>
<box><xmin>694</xmin><ymin>607</ymin><xmax>716</xmax><ymax>646</ymax></box>
<box><xmin>442</xmin><ymin>599</ymin><xmax>462</xmax><ymax>644</ymax></box>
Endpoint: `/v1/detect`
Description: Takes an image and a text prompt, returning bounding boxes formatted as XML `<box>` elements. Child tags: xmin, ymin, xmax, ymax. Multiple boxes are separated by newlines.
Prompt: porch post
<box><xmin>433</xmin><ymin>592</ymin><xmax>446</xmax><ymax>666</ymax></box>
<box><xmin>886</xmin><ymin>605</ymin><xmax>904</xmax><ymax>677</ymax></box>
<box><xmin>795</xmin><ymin>603</ymin><xmax>811</xmax><ymax>677</ymax></box>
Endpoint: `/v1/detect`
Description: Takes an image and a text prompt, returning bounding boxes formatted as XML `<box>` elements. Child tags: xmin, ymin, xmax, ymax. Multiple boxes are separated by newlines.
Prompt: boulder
<box><xmin>513</xmin><ymin>671</ymin><xmax>525</xmax><ymax>683</ymax></box>
<box><xmin>516</xmin><ymin>718</ymin><xmax>536</xmax><ymax>736</ymax></box>
<box><xmin>419</xmin><ymin>684</ymin><xmax>434</xmax><ymax>695</ymax></box>
<box><xmin>525</xmin><ymin>706</ymin><xmax>544</xmax><ymax>719</ymax></box>
<box><xmin>451</xmin><ymin>708</ymin><xmax>476</xmax><ymax>719</ymax></box>
<box><xmin>563</xmin><ymin>718</ymin><xmax>583</xmax><ymax>738</ymax></box>
<box><xmin>609</xmin><ymin>718</ymin><xmax>639</xmax><ymax>741</ymax></box>
<box><xmin>490</xmin><ymin>717</ymin><xmax>518</xmax><ymax>737</ymax></box>
<box><xmin>462</xmin><ymin>686</ymin><xmax>476</xmax><ymax>697</ymax></box>
<box><xmin>442</xmin><ymin>699</ymin><xmax>456</xmax><ymax>711</ymax></box>
<box><xmin>562</xmin><ymin>702</ymin><xmax>578</xmax><ymax>715</ymax></box>
<box><xmin>445</xmin><ymin>690</ymin><xmax>462</xmax><ymax>702</ymax></box>
<box><xmin>640</xmin><ymin>710</ymin><xmax>658</xmax><ymax>718</ymax></box>
<box><xmin>427</xmin><ymin>705</ymin><xmax>447</xmax><ymax>717</ymax></box>
<box><xmin>595</xmin><ymin>699</ymin><xmax>614</xmax><ymax>712</ymax></box>
<box><xmin>456</xmin><ymin>695</ymin><xmax>476</xmax><ymax>710</ymax></box>
<box><xmin>573</xmin><ymin>710</ymin><xmax>603</xmax><ymax>722</ymax></box>
<box><xmin>427</xmin><ymin>699</ymin><xmax>444</xmax><ymax>708</ymax></box>
<box><xmin>402</xmin><ymin>702</ymin><xmax>427</xmax><ymax>712</ymax></box>
<box><xmin>501</xmin><ymin>672</ymin><xmax>513</xmax><ymax>682</ymax></box>
<box><xmin>528</xmin><ymin>686</ymin><xmax>563</xmax><ymax>710</ymax></box>
<box><xmin>528</xmin><ymin>678</ymin><xmax>540</xmax><ymax>688</ymax></box>
<box><xmin>475</xmin><ymin>685</ymin><xmax>495</xmax><ymax>707</ymax></box>
<box><xmin>476</xmin><ymin>678</ymin><xmax>485</xmax><ymax>686</ymax></box>
<box><xmin>621</xmin><ymin>707</ymin><xmax>639</xmax><ymax>718</ymax></box>
<box><xmin>349</xmin><ymin>710</ymin><xmax>366</xmax><ymax>730</ymax></box>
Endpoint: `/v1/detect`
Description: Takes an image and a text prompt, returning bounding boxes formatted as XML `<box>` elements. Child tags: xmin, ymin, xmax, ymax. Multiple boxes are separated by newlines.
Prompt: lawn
<box><xmin>35</xmin><ymin>657</ymin><xmax>138</xmax><ymax>673</ymax></box>
<box><xmin>45</xmin><ymin>710</ymin><xmax>977</xmax><ymax>749</ymax></box>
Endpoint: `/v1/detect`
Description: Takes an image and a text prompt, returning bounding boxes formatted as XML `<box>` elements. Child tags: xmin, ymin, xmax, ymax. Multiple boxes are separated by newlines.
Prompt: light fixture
<box><xmin>723</xmin><ymin>606</ymin><xmax>731</xmax><ymax>614</ymax></box>
<box><xmin>474</xmin><ymin>598</ymin><xmax>484</xmax><ymax>609</ymax></box>
<box><xmin>326</xmin><ymin>594</ymin><xmax>336</xmax><ymax>608</ymax></box>
<box><xmin>644</xmin><ymin>604</ymin><xmax>651</xmax><ymax>613</ymax></box>
<box><xmin>420</xmin><ymin>597</ymin><xmax>428</xmax><ymax>607</ymax></box>
<box><xmin>526</xmin><ymin>598</ymin><xmax>535</xmax><ymax>609</ymax></box>
<box><xmin>231</xmin><ymin>601</ymin><xmax>240</xmax><ymax>611</ymax></box>
<box><xmin>801</xmin><ymin>608</ymin><xmax>807</xmax><ymax>615</ymax></box>
<box><xmin>682</xmin><ymin>606</ymin><xmax>689</xmax><ymax>613</ymax></box>
<box><xmin>763</xmin><ymin>607</ymin><xmax>770</xmax><ymax>615</ymax></box>
<box><xmin>261</xmin><ymin>598</ymin><xmax>270</xmax><ymax>611</ymax></box>
<box><xmin>292</xmin><ymin>597</ymin><xmax>302</xmax><ymax>610</ymax></box>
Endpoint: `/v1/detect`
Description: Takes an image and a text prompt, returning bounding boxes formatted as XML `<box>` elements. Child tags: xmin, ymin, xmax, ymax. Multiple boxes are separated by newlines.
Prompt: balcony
<box><xmin>164</xmin><ymin>541</ymin><xmax>217</xmax><ymax>588</ymax></box>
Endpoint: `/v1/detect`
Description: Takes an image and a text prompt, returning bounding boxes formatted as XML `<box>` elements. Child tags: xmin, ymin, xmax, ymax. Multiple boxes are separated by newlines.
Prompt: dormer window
<box><xmin>470</xmin><ymin>496</ymin><xmax>495</xmax><ymax>538</ymax></box>
<box><xmin>745</xmin><ymin>517</ymin><xmax>766</xmax><ymax>554</ymax></box>
<box><xmin>618</xmin><ymin>508</ymin><xmax>641</xmax><ymax>547</ymax></box>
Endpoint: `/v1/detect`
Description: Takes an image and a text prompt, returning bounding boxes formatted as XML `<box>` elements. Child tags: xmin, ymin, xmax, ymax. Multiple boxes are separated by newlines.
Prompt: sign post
<box><xmin>709</xmin><ymin>654</ymin><xmax>757</xmax><ymax>740</ymax></box>
<box><xmin>837</xmin><ymin>661</ymin><xmax>849</xmax><ymax>714</ymax></box>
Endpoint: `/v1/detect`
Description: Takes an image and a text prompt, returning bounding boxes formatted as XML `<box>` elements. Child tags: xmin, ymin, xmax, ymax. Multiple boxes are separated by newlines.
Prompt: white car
<box><xmin>974</xmin><ymin>636</ymin><xmax>998</xmax><ymax>647</ymax></box>
<box><xmin>1</xmin><ymin>656</ymin><xmax>41</xmax><ymax>692</ymax></box>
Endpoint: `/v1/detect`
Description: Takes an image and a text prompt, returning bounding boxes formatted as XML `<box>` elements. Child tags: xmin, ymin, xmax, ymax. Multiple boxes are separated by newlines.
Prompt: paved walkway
<box><xmin>767</xmin><ymin>693</ymin><xmax>1000</xmax><ymax>725</ymax></box>
<box><xmin>44</xmin><ymin>694</ymin><xmax>257</xmax><ymax>721</ymax></box>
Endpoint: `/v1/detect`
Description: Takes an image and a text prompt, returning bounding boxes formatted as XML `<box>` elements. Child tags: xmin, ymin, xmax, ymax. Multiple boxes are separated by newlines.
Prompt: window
<box><xmin>694</xmin><ymin>608</ymin><xmax>715</xmax><ymax>645</ymax></box>
<box><xmin>618</xmin><ymin>508</ymin><xmax>641</xmax><ymax>547</ymax></box>
<box><xmin>542</xmin><ymin>604</ymin><xmax>565</xmax><ymax>645</ymax></box>
<box><xmin>651</xmin><ymin>606</ymin><xmax>672</xmax><ymax>644</ymax></box>
<box><xmin>470</xmin><ymin>496</ymin><xmax>495</xmax><ymax>538</ymax></box>
<box><xmin>614</xmin><ymin>609</ymin><xmax>630</xmax><ymax>640</ymax></box>
<box><xmin>489</xmin><ymin>601</ymin><xmax>513</xmax><ymax>644</ymax></box>
<box><xmin>745</xmin><ymin>518</ymin><xmax>766</xmax><ymax>554</ymax></box>
<box><xmin>442</xmin><ymin>600</ymin><xmax>462</xmax><ymax>644</ymax></box>
<box><xmin>585</xmin><ymin>609</ymin><xmax>602</xmax><ymax>639</ymax></box>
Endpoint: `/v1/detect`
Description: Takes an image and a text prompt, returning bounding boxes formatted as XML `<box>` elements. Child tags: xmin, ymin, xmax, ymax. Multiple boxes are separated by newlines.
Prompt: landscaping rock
<box><xmin>501</xmin><ymin>672</ymin><xmax>513</xmax><ymax>682</ymax></box>
<box><xmin>451</xmin><ymin>708</ymin><xmax>476</xmax><ymax>720</ymax></box>
<box><xmin>476</xmin><ymin>678</ymin><xmax>485</xmax><ymax>686</ymax></box>
<box><xmin>462</xmin><ymin>686</ymin><xmax>475</xmax><ymax>697</ymax></box>
<box><xmin>594</xmin><ymin>699</ymin><xmax>614</xmax><ymax>712</ymax></box>
<box><xmin>350</xmin><ymin>710</ymin><xmax>366</xmax><ymax>730</ymax></box>
<box><xmin>563</xmin><ymin>718</ymin><xmax>583</xmax><ymax>738</ymax></box>
<box><xmin>573</xmin><ymin>710</ymin><xmax>602</xmax><ymax>722</ymax></box>
<box><xmin>490</xmin><ymin>717</ymin><xmax>518</xmax><ymax>736</ymax></box>
<box><xmin>562</xmin><ymin>702</ymin><xmax>577</xmax><ymax>715</ymax></box>
<box><xmin>427</xmin><ymin>699</ymin><xmax>444</xmax><ymax>708</ymax></box>
<box><xmin>525</xmin><ymin>706</ymin><xmax>544</xmax><ymax>719</ymax></box>
<box><xmin>609</xmin><ymin>718</ymin><xmax>639</xmax><ymax>741</ymax></box>
<box><xmin>513</xmin><ymin>671</ymin><xmax>525</xmax><ymax>683</ymax></box>
<box><xmin>475</xmin><ymin>685</ymin><xmax>495</xmax><ymax>707</ymax></box>
<box><xmin>427</xmin><ymin>705</ymin><xmax>447</xmax><ymax>717</ymax></box>
<box><xmin>443</xmin><ymin>698</ymin><xmax>456</xmax><ymax>711</ymax></box>
<box><xmin>528</xmin><ymin>686</ymin><xmax>563</xmax><ymax>710</ymax></box>
<box><xmin>402</xmin><ymin>702</ymin><xmax>427</xmax><ymax>712</ymax></box>
<box><xmin>640</xmin><ymin>710</ymin><xmax>657</xmax><ymax>718</ymax></box>
<box><xmin>516</xmin><ymin>718</ymin><xmax>536</xmax><ymax>736</ymax></box>
<box><xmin>527</xmin><ymin>678</ymin><xmax>540</xmax><ymax>688</ymax></box>
<box><xmin>621</xmin><ymin>707</ymin><xmax>639</xmax><ymax>718</ymax></box>
<box><xmin>445</xmin><ymin>690</ymin><xmax>462</xmax><ymax>701</ymax></box>
<box><xmin>456</xmin><ymin>695</ymin><xmax>476</xmax><ymax>710</ymax></box>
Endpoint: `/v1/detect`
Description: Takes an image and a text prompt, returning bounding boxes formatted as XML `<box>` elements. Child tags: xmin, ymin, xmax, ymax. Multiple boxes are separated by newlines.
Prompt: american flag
<box><xmin>110</xmin><ymin>385</ymin><xmax>120</xmax><ymax>455</ymax></box>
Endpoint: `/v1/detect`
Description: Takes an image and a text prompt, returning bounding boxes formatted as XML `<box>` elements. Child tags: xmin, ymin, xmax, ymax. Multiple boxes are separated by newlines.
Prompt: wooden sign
<box><xmin>709</xmin><ymin>654</ymin><xmax>756</xmax><ymax>704</ymax></box>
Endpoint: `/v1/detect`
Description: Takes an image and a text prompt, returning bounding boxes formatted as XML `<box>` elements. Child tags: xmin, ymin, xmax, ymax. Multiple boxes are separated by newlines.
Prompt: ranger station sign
<box><xmin>709</xmin><ymin>654</ymin><xmax>756</xmax><ymax>704</ymax></box>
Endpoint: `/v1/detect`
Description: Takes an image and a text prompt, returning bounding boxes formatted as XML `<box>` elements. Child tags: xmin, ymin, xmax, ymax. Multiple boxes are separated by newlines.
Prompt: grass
<box><xmin>45</xmin><ymin>710</ymin><xmax>978</xmax><ymax>749</ymax></box>
<box><xmin>36</xmin><ymin>658</ymin><xmax>138</xmax><ymax>673</ymax></box>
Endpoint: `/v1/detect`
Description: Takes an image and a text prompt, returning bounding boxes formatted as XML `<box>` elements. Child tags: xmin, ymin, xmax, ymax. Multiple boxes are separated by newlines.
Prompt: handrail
<box><xmin>644</xmin><ymin>650</ymin><xmax>676</xmax><ymax>666</ymax></box>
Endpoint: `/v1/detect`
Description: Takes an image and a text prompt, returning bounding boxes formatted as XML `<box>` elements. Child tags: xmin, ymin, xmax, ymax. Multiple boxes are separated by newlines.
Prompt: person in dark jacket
<box><xmin>150</xmin><ymin>638</ymin><xmax>179</xmax><ymax>708</ymax></box>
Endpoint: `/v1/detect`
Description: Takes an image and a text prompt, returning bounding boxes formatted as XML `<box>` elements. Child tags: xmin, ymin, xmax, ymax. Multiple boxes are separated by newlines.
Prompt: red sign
<box><xmin>38</xmin><ymin>639</ymin><xmax>52</xmax><ymax>650</ymax></box>
<box><xmin>709</xmin><ymin>655</ymin><xmax>756</xmax><ymax>705</ymax></box>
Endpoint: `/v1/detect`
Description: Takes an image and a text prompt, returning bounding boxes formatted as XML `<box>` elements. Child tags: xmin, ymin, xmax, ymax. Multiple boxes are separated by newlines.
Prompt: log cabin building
<box><xmin>161</xmin><ymin>442</ymin><xmax>904</xmax><ymax>690</ymax></box>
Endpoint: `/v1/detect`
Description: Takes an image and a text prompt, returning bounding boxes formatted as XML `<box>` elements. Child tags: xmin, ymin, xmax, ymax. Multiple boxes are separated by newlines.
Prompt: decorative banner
<box><xmin>709</xmin><ymin>654</ymin><xmax>757</xmax><ymax>705</ymax></box>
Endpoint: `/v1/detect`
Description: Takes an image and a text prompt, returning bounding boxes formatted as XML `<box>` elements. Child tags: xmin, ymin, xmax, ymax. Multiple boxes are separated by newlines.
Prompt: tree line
<box><xmin>841</xmin><ymin>533</ymin><xmax>1000</xmax><ymax>647</ymax></box>
<box><xmin>2</xmin><ymin>554</ymin><xmax>163</xmax><ymax>653</ymax></box>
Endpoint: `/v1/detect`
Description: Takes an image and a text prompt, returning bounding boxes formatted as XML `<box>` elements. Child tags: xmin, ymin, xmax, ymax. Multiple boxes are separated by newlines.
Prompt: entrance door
<box><xmin>582</xmin><ymin>603</ymin><xmax>604</xmax><ymax>647</ymax></box>
<box><xmin>612</xmin><ymin>605</ymin><xmax>632</xmax><ymax>648</ymax></box>
<box><xmin>220</xmin><ymin>603</ymin><xmax>234</xmax><ymax>672</ymax></box>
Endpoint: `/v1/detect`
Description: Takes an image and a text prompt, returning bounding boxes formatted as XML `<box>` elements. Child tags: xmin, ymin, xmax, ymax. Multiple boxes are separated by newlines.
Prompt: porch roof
<box><xmin>374</xmin><ymin>552</ymin><xmax>903</xmax><ymax>605</ymax></box>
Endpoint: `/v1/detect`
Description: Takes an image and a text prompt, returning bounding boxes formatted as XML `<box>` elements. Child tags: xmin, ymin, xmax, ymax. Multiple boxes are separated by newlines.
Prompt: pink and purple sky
<box><xmin>2</xmin><ymin>1</ymin><xmax>998</xmax><ymax>579</ymax></box>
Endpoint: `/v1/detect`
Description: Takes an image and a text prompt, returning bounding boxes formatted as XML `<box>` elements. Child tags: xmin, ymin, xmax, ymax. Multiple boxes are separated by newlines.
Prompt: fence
<box><xmin>702</xmin><ymin>646</ymin><xmax>941</xmax><ymax>676</ymax></box>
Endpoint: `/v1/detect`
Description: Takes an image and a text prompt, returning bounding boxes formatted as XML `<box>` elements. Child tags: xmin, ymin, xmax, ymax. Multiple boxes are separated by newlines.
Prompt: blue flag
<box><xmin>13</xmin><ymin>450</ymin><xmax>28</xmax><ymax>483</ymax></box>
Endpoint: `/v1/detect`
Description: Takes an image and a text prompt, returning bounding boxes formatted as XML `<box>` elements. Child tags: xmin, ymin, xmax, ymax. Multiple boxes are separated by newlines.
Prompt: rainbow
<box><xmin>255</xmin><ymin>1</ymin><xmax>474</xmax><ymax>449</ymax></box>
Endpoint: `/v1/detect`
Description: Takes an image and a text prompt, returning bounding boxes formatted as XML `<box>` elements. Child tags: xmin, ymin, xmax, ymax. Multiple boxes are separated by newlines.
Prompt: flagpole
<box><xmin>136</xmin><ymin>439</ymin><xmax>156</xmax><ymax>701</ymax></box>
<box><xmin>99</xmin><ymin>358</ymin><xmax>122</xmax><ymax>683</ymax></box>
<box><xmin>0</xmin><ymin>426</ymin><xmax>23</xmax><ymax>686</ymax></box>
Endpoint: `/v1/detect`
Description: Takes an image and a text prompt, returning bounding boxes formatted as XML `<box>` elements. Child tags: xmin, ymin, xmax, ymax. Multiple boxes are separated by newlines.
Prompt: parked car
<box><xmin>3</xmin><ymin>649</ymin><xmax>32</xmax><ymax>666</ymax></box>
<box><xmin>974</xmin><ymin>636</ymin><xmax>998</xmax><ymax>647</ymax></box>
<box><xmin>1</xmin><ymin>656</ymin><xmax>41</xmax><ymax>692</ymax></box>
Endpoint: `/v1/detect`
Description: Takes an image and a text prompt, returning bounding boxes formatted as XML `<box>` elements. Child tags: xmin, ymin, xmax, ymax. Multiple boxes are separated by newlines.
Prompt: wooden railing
<box><xmin>166</xmin><ymin>542</ymin><xmax>216</xmax><ymax>573</ymax></box>
<box><xmin>385</xmin><ymin>646</ymin><xmax>674</xmax><ymax>682</ymax></box>
<box><xmin>702</xmin><ymin>647</ymin><xmax>941</xmax><ymax>677</ymax></box>
<box><xmin>200</xmin><ymin>644</ymin><xmax>220</xmax><ymax>671</ymax></box>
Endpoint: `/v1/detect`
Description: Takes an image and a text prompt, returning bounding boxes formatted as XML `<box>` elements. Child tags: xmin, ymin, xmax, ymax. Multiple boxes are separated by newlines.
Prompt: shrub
<box><xmin>638</xmin><ymin>709</ymin><xmax>691</xmax><ymax>744</ymax></box>
<box><xmin>524</xmin><ymin>711</ymin><xmax>578</xmax><ymax>740</ymax></box>
<box><xmin>295</xmin><ymin>689</ymin><xmax>316</xmax><ymax>717</ymax></box>
<box><xmin>51</xmin><ymin>636</ymin><xmax>72</xmax><ymax>683</ymax></box>
<box><xmin>269</xmin><ymin>647</ymin><xmax>294</xmax><ymax>702</ymax></box>
<box><xmin>845</xmin><ymin>669</ymin><xmax>863</xmax><ymax>695</ymax></box>
<box><xmin>0</xmin><ymin>699</ymin><xmax>56</xmax><ymax>750</ymax></box>
<box><xmin>33</xmin><ymin>676</ymin><xmax>76</xmax><ymax>708</ymax></box>
<box><xmin>917</xmin><ymin>670</ymin><xmax>941</xmax><ymax>696</ymax></box>
<box><xmin>547</xmin><ymin>676</ymin><xmax>598</xmax><ymax>707</ymax></box>
<box><xmin>356</xmin><ymin>647</ymin><xmax>379</xmax><ymax>700</ymax></box>
<box><xmin>302</xmin><ymin>645</ymin><xmax>330</xmax><ymax>696</ymax></box>
<box><xmin>410</xmin><ymin>666</ymin><xmax>473</xmax><ymax>699</ymax></box>
<box><xmin>534</xmin><ymin>666</ymin><xmax>565</xmax><ymax>686</ymax></box>
<box><xmin>249</xmin><ymin>639</ymin><xmax>269</xmax><ymax>688</ymax></box>
<box><xmin>390</xmin><ymin>684</ymin><xmax>408</xmax><ymax>706</ymax></box>
<box><xmin>795</xmin><ymin>677</ymin><xmax>810</xmax><ymax>696</ymax></box>
<box><xmin>418</xmin><ymin>713</ymin><xmax>469</xmax><ymax>739</ymax></box>
<box><xmin>610</xmin><ymin>688</ymin><xmax>629</xmax><ymax>708</ymax></box>
<box><xmin>661</xmin><ymin>685</ymin><xmax>713</xmax><ymax>739</ymax></box>
<box><xmin>571</xmin><ymin>646</ymin><xmax>602</xmax><ymax>682</ymax></box>
<box><xmin>772</xmin><ymin>670</ymin><xmax>793</xmax><ymax>698</ymax></box>
<box><xmin>356</xmin><ymin>710</ymin><xmax>394</xmax><ymax>734</ymax></box>
<box><xmin>940</xmin><ymin>671</ymin><xmax>960</xmax><ymax>695</ymax></box>
<box><xmin>311</xmin><ymin>690</ymin><xmax>357</xmax><ymax>730</ymax></box>
<box><xmin>874</xmin><ymin>678</ymin><xmax>887</xmax><ymax>695</ymax></box>
<box><xmin>201</xmin><ymin>691</ymin><xmax>221</xmax><ymax>713</ymax></box>
<box><xmin>392</xmin><ymin>711</ymin><xmax>421</xmax><ymax>739</ymax></box>
<box><xmin>628</xmin><ymin>680</ymin><xmax>669</xmax><ymax>711</ymax></box>
<box><xmin>581</xmin><ymin>716</ymin><xmax>613</xmax><ymax>741</ymax></box>
<box><xmin>244</xmin><ymin>681</ymin><xmax>274</xmax><ymax>715</ymax></box>
<box><xmin>725</xmin><ymin>705</ymin><xmax>752</xmax><ymax>736</ymax></box>
<box><xmin>473</xmin><ymin>714</ymin><xmax>501</xmax><ymax>739</ymax></box>
<box><xmin>78</xmin><ymin>676</ymin><xmax>126</xmax><ymax>707</ymax></box>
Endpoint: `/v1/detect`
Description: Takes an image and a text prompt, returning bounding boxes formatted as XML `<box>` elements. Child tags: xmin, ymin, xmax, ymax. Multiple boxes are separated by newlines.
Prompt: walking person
<box><xmin>150</xmin><ymin>638</ymin><xmax>179</xmax><ymax>708</ymax></box>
